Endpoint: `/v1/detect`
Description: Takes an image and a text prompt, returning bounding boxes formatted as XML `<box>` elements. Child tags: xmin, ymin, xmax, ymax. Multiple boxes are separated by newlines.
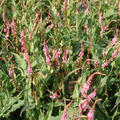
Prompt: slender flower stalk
<box><xmin>29</xmin><ymin>15</ymin><xmax>42</xmax><ymax>41</ymax></box>
<box><xmin>81</xmin><ymin>72</ymin><xmax>106</xmax><ymax>98</ymax></box>
<box><xmin>87</xmin><ymin>99</ymin><xmax>101</xmax><ymax>120</ymax></box>
<box><xmin>61</xmin><ymin>100</ymin><xmax>74</xmax><ymax>120</ymax></box>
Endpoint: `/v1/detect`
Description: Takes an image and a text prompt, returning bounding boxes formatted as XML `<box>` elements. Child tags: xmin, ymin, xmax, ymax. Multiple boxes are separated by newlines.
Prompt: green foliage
<box><xmin>0</xmin><ymin>0</ymin><xmax>120</xmax><ymax>119</ymax></box>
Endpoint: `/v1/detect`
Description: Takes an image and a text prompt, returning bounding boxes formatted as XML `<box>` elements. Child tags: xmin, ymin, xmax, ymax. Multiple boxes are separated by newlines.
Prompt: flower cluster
<box><xmin>20</xmin><ymin>30</ymin><xmax>32</xmax><ymax>75</ymax></box>
<box><xmin>2</xmin><ymin>12</ymin><xmax>17</xmax><ymax>39</ymax></box>
<box><xmin>81</xmin><ymin>72</ymin><xmax>106</xmax><ymax>98</ymax></box>
<box><xmin>43</xmin><ymin>42</ymin><xmax>69</xmax><ymax>66</ymax></box>
<box><xmin>79</xmin><ymin>72</ymin><xmax>106</xmax><ymax>120</ymax></box>
<box><xmin>102</xmin><ymin>48</ymin><xmax>119</xmax><ymax>68</ymax></box>
<box><xmin>62</xmin><ymin>48</ymin><xmax>69</xmax><ymax>63</ymax></box>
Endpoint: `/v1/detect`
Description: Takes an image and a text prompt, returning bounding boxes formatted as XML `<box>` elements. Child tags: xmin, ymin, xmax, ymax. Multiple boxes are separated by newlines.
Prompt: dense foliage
<box><xmin>0</xmin><ymin>0</ymin><xmax>120</xmax><ymax>120</ymax></box>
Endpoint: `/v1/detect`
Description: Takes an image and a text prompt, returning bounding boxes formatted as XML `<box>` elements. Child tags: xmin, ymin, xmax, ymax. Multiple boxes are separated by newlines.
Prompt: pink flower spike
<box><xmin>54</xmin><ymin>48</ymin><xmax>62</xmax><ymax>65</ymax></box>
<box><xmin>79</xmin><ymin>89</ymin><xmax>96</xmax><ymax>112</ymax></box>
<box><xmin>79</xmin><ymin>99</ymin><xmax>89</xmax><ymax>112</ymax></box>
<box><xmin>112</xmin><ymin>50</ymin><xmax>118</xmax><ymax>59</ymax></box>
<box><xmin>62</xmin><ymin>48</ymin><xmax>69</xmax><ymax>63</ymax></box>
<box><xmin>81</xmin><ymin>82</ymin><xmax>90</xmax><ymax>98</ymax></box>
<box><xmin>43</xmin><ymin>41</ymin><xmax>51</xmax><ymax>65</ymax></box>
<box><xmin>87</xmin><ymin>109</ymin><xmax>94</xmax><ymax>120</ymax></box>
<box><xmin>61</xmin><ymin>100</ymin><xmax>73</xmax><ymax>120</ymax></box>
<box><xmin>88</xmin><ymin>89</ymin><xmax>96</xmax><ymax>100</ymax></box>
<box><xmin>20</xmin><ymin>30</ymin><xmax>25</xmax><ymax>46</ymax></box>
<box><xmin>61</xmin><ymin>112</ymin><xmax>67</xmax><ymax>120</ymax></box>
<box><xmin>102</xmin><ymin>62</ymin><xmax>108</xmax><ymax>68</ymax></box>
<box><xmin>81</xmin><ymin>72</ymin><xmax>106</xmax><ymax>98</ymax></box>
<box><xmin>27</xmin><ymin>65</ymin><xmax>32</xmax><ymax>75</ymax></box>
<box><xmin>11</xmin><ymin>18</ymin><xmax>17</xmax><ymax>36</ymax></box>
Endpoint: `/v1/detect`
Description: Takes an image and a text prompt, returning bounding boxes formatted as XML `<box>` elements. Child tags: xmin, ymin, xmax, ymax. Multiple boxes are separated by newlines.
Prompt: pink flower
<box><xmin>94</xmin><ymin>61</ymin><xmax>99</xmax><ymax>68</ymax></box>
<box><xmin>79</xmin><ymin>99</ymin><xmax>89</xmax><ymax>112</ymax></box>
<box><xmin>87</xmin><ymin>109</ymin><xmax>94</xmax><ymax>120</ymax></box>
<box><xmin>47</xmin><ymin>23</ymin><xmax>54</xmax><ymax>29</ymax></box>
<box><xmin>102</xmin><ymin>49</ymin><xmax>119</xmax><ymax>69</ymax></box>
<box><xmin>27</xmin><ymin>65</ymin><xmax>32</xmax><ymax>75</ymax></box>
<box><xmin>4</xmin><ymin>21</ymin><xmax>10</xmax><ymax>40</ymax></box>
<box><xmin>81</xmin><ymin>72</ymin><xmax>105</xmax><ymax>98</ymax></box>
<box><xmin>43</xmin><ymin>41</ymin><xmax>51</xmax><ymax>65</ymax></box>
<box><xmin>11</xmin><ymin>18</ymin><xmax>17</xmax><ymax>36</ymax></box>
<box><xmin>112</xmin><ymin>50</ymin><xmax>118</xmax><ymax>59</ymax></box>
<box><xmin>9</xmin><ymin>66</ymin><xmax>13</xmax><ymax>78</ymax></box>
<box><xmin>112</xmin><ymin>37</ymin><xmax>117</xmax><ymax>45</ymax></box>
<box><xmin>81</xmin><ymin>82</ymin><xmax>90</xmax><ymax>98</ymax></box>
<box><xmin>61</xmin><ymin>100</ymin><xmax>73</xmax><ymax>120</ymax></box>
<box><xmin>50</xmin><ymin>92</ymin><xmax>58</xmax><ymax>99</ymax></box>
<box><xmin>20</xmin><ymin>31</ymin><xmax>25</xmax><ymax>46</ymax></box>
<box><xmin>98</xmin><ymin>12</ymin><xmax>103</xmax><ymax>25</ymax></box>
<box><xmin>62</xmin><ymin>48</ymin><xmax>69</xmax><ymax>63</ymax></box>
<box><xmin>24</xmin><ymin>52</ymin><xmax>29</xmax><ymax>63</ymax></box>
<box><xmin>85</xmin><ymin>7</ymin><xmax>89</xmax><ymax>15</ymax></box>
<box><xmin>53</xmin><ymin>48</ymin><xmax>62</xmax><ymax>65</ymax></box>
<box><xmin>102</xmin><ymin>62</ymin><xmax>108</xmax><ymax>68</ymax></box>
<box><xmin>88</xmin><ymin>89</ymin><xmax>96</xmax><ymax>100</ymax></box>
<box><xmin>61</xmin><ymin>112</ymin><xmax>67</xmax><ymax>120</ymax></box>
<box><xmin>80</xmin><ymin>89</ymin><xmax>96</xmax><ymax>112</ymax></box>
<box><xmin>81</xmin><ymin>0</ymin><xmax>86</xmax><ymax>8</ymax></box>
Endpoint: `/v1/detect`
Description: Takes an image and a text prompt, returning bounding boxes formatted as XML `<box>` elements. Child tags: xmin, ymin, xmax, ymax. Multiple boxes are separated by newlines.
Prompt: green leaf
<box><xmin>12</xmin><ymin>53</ymin><xmax>27</xmax><ymax>70</ymax></box>
<box><xmin>104</xmin><ymin>9</ymin><xmax>114</xmax><ymax>18</ymax></box>
<box><xmin>44</xmin><ymin>102</ymin><xmax>53</xmax><ymax>120</ymax></box>
<box><xmin>98</xmin><ymin>76</ymin><xmax>107</xmax><ymax>88</ymax></box>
